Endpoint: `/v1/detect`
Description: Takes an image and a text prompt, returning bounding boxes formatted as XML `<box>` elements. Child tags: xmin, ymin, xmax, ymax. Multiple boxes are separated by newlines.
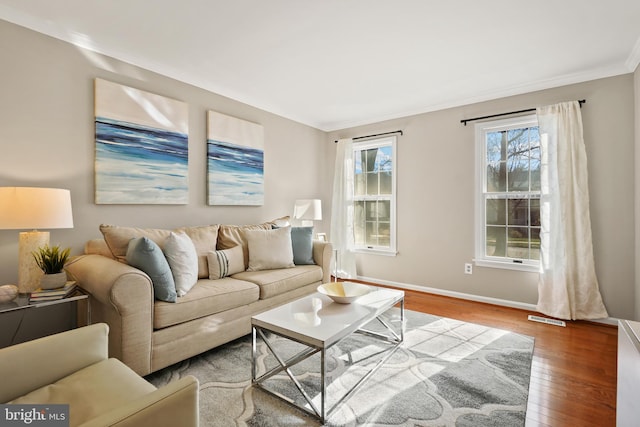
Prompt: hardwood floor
<box><xmin>389</xmin><ymin>287</ymin><xmax>618</xmax><ymax>427</ymax></box>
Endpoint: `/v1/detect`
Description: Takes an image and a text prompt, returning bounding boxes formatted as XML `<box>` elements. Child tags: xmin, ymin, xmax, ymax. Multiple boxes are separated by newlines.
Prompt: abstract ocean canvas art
<box><xmin>207</xmin><ymin>111</ymin><xmax>264</xmax><ymax>205</ymax></box>
<box><xmin>94</xmin><ymin>78</ymin><xmax>189</xmax><ymax>204</ymax></box>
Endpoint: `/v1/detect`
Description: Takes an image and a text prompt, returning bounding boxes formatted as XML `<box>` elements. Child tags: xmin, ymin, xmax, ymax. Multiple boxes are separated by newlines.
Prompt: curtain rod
<box><xmin>460</xmin><ymin>99</ymin><xmax>586</xmax><ymax>126</ymax></box>
<box><xmin>334</xmin><ymin>130</ymin><xmax>403</xmax><ymax>143</ymax></box>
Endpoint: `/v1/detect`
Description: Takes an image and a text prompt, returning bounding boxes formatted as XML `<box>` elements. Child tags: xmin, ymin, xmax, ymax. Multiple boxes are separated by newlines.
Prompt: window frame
<box><xmin>352</xmin><ymin>136</ymin><xmax>397</xmax><ymax>256</ymax></box>
<box><xmin>474</xmin><ymin>114</ymin><xmax>540</xmax><ymax>272</ymax></box>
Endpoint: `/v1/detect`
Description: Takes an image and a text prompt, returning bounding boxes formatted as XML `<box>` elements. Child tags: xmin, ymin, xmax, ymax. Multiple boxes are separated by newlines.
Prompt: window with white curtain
<box><xmin>474</xmin><ymin>115</ymin><xmax>540</xmax><ymax>272</ymax></box>
<box><xmin>352</xmin><ymin>136</ymin><xmax>397</xmax><ymax>255</ymax></box>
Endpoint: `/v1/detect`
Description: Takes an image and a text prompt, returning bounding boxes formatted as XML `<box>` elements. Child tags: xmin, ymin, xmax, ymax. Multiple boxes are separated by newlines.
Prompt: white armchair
<box><xmin>0</xmin><ymin>323</ymin><xmax>199</xmax><ymax>427</ymax></box>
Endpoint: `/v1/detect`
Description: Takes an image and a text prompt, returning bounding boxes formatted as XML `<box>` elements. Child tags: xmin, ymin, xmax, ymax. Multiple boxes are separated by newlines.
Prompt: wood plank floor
<box><xmin>380</xmin><ymin>286</ymin><xmax>618</xmax><ymax>427</ymax></box>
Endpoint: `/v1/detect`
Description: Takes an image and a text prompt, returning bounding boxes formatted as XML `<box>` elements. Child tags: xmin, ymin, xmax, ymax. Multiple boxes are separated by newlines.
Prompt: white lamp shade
<box><xmin>0</xmin><ymin>187</ymin><xmax>74</xmax><ymax>230</ymax></box>
<box><xmin>293</xmin><ymin>199</ymin><xmax>322</xmax><ymax>221</ymax></box>
<box><xmin>0</xmin><ymin>187</ymin><xmax>74</xmax><ymax>293</ymax></box>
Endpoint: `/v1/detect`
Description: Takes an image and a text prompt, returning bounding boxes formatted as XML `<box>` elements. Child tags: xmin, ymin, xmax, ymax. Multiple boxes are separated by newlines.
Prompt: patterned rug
<box><xmin>147</xmin><ymin>309</ymin><xmax>534</xmax><ymax>426</ymax></box>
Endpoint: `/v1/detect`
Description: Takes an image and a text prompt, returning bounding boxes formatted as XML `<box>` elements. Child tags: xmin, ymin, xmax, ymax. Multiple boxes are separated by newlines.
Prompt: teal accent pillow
<box><xmin>126</xmin><ymin>237</ymin><xmax>177</xmax><ymax>303</ymax></box>
<box><xmin>291</xmin><ymin>226</ymin><xmax>315</xmax><ymax>265</ymax></box>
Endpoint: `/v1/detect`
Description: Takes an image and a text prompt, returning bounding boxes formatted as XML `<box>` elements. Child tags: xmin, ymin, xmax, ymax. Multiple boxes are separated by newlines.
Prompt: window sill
<box><xmin>353</xmin><ymin>248</ymin><xmax>397</xmax><ymax>256</ymax></box>
<box><xmin>474</xmin><ymin>258</ymin><xmax>539</xmax><ymax>273</ymax></box>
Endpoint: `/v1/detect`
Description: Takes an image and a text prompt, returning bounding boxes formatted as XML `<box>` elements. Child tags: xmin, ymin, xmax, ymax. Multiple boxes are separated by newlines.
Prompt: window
<box><xmin>475</xmin><ymin>115</ymin><xmax>540</xmax><ymax>271</ymax></box>
<box><xmin>353</xmin><ymin>136</ymin><xmax>397</xmax><ymax>254</ymax></box>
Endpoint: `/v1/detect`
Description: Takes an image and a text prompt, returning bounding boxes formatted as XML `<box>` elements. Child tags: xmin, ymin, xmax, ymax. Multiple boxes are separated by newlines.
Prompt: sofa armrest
<box><xmin>0</xmin><ymin>323</ymin><xmax>109</xmax><ymax>403</ymax></box>
<box><xmin>79</xmin><ymin>375</ymin><xmax>199</xmax><ymax>427</ymax></box>
<box><xmin>65</xmin><ymin>254</ymin><xmax>155</xmax><ymax>376</ymax></box>
<box><xmin>312</xmin><ymin>240</ymin><xmax>334</xmax><ymax>283</ymax></box>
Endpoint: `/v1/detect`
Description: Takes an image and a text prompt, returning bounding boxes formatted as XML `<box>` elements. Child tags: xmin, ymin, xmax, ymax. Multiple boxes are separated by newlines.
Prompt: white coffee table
<box><xmin>251</xmin><ymin>285</ymin><xmax>404</xmax><ymax>423</ymax></box>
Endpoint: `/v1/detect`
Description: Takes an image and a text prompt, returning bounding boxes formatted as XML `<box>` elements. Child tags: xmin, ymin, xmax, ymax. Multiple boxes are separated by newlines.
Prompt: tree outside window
<box><xmin>476</xmin><ymin>115</ymin><xmax>540</xmax><ymax>271</ymax></box>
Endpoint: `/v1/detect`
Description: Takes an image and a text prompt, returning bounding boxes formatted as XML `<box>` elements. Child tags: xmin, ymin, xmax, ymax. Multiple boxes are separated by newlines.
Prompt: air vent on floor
<box><xmin>527</xmin><ymin>315</ymin><xmax>566</xmax><ymax>327</ymax></box>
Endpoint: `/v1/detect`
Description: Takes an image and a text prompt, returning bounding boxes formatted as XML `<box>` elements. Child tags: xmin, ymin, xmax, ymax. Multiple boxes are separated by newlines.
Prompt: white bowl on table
<box><xmin>317</xmin><ymin>282</ymin><xmax>370</xmax><ymax>304</ymax></box>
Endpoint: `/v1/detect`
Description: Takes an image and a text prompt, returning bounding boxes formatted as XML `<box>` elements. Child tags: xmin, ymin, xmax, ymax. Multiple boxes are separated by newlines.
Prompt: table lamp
<box><xmin>292</xmin><ymin>199</ymin><xmax>322</xmax><ymax>227</ymax></box>
<box><xmin>0</xmin><ymin>187</ymin><xmax>74</xmax><ymax>293</ymax></box>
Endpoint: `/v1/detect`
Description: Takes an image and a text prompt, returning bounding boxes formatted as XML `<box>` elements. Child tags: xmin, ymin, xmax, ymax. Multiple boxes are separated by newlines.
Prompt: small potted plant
<box><xmin>32</xmin><ymin>244</ymin><xmax>71</xmax><ymax>290</ymax></box>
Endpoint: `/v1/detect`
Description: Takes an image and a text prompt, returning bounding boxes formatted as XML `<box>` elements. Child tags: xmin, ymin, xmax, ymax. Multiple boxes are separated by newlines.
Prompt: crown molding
<box><xmin>323</xmin><ymin>63</ymin><xmax>631</xmax><ymax>132</ymax></box>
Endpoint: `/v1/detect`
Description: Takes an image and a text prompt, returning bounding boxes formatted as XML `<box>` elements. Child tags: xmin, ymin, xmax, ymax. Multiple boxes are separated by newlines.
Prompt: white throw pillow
<box><xmin>207</xmin><ymin>245</ymin><xmax>245</xmax><ymax>279</ymax></box>
<box><xmin>244</xmin><ymin>227</ymin><xmax>295</xmax><ymax>271</ymax></box>
<box><xmin>163</xmin><ymin>231</ymin><xmax>199</xmax><ymax>296</ymax></box>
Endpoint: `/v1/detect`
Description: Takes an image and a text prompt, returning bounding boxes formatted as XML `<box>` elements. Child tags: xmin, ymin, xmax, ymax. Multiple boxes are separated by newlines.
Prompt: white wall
<box><xmin>0</xmin><ymin>19</ymin><xmax>329</xmax><ymax>285</ymax></box>
<box><xmin>327</xmin><ymin>75</ymin><xmax>636</xmax><ymax>320</ymax></box>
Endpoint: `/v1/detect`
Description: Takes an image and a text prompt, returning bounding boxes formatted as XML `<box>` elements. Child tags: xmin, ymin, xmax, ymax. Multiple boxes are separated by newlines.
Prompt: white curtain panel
<box><xmin>536</xmin><ymin>101</ymin><xmax>608</xmax><ymax>320</ymax></box>
<box><xmin>329</xmin><ymin>138</ymin><xmax>357</xmax><ymax>279</ymax></box>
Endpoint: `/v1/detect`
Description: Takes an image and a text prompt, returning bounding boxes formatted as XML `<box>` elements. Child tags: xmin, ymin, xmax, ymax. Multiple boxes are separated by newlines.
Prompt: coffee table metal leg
<box><xmin>252</xmin><ymin>326</ymin><xmax>323</xmax><ymax>419</ymax></box>
<box><xmin>400</xmin><ymin>298</ymin><xmax>405</xmax><ymax>341</ymax></box>
<box><xmin>251</xmin><ymin>296</ymin><xmax>405</xmax><ymax>424</ymax></box>
<box><xmin>251</xmin><ymin>326</ymin><xmax>257</xmax><ymax>383</ymax></box>
<box><xmin>358</xmin><ymin>299</ymin><xmax>405</xmax><ymax>344</ymax></box>
<box><xmin>321</xmin><ymin>348</ymin><xmax>326</xmax><ymax>422</ymax></box>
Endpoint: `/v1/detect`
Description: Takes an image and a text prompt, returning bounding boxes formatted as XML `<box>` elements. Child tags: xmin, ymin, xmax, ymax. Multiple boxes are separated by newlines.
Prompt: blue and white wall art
<box><xmin>94</xmin><ymin>78</ymin><xmax>189</xmax><ymax>204</ymax></box>
<box><xmin>207</xmin><ymin>111</ymin><xmax>264</xmax><ymax>205</ymax></box>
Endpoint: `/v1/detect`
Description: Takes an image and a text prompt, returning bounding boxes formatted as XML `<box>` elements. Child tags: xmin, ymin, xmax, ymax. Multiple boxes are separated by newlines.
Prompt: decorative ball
<box><xmin>0</xmin><ymin>284</ymin><xmax>19</xmax><ymax>303</ymax></box>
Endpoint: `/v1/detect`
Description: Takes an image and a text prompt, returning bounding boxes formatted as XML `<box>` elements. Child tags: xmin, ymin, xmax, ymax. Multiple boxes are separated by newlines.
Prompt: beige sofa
<box><xmin>1</xmin><ymin>323</ymin><xmax>199</xmax><ymax>427</ymax></box>
<box><xmin>65</xmin><ymin>220</ymin><xmax>333</xmax><ymax>376</ymax></box>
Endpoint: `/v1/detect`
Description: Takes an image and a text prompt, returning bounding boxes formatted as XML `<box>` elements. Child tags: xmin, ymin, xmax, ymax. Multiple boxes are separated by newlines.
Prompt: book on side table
<box><xmin>29</xmin><ymin>281</ymin><xmax>77</xmax><ymax>303</ymax></box>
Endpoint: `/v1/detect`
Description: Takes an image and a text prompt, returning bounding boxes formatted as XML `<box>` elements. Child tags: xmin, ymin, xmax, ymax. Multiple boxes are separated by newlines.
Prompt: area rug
<box><xmin>147</xmin><ymin>309</ymin><xmax>534</xmax><ymax>426</ymax></box>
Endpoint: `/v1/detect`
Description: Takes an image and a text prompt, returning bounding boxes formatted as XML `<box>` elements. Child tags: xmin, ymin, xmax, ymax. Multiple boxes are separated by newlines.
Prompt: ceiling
<box><xmin>1</xmin><ymin>1</ymin><xmax>639</xmax><ymax>131</ymax></box>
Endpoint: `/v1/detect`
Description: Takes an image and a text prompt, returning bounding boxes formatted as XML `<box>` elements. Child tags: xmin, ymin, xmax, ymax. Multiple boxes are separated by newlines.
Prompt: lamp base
<box><xmin>18</xmin><ymin>231</ymin><xmax>49</xmax><ymax>294</ymax></box>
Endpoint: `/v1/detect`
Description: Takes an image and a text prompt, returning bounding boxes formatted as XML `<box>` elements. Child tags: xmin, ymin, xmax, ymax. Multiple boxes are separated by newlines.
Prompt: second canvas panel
<box><xmin>207</xmin><ymin>111</ymin><xmax>264</xmax><ymax>206</ymax></box>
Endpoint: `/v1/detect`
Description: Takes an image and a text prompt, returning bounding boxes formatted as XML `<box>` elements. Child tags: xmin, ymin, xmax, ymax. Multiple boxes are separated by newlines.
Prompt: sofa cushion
<box><xmin>84</xmin><ymin>238</ymin><xmax>114</xmax><ymax>258</ymax></box>
<box><xmin>99</xmin><ymin>224</ymin><xmax>219</xmax><ymax>278</ymax></box>
<box><xmin>232</xmin><ymin>265</ymin><xmax>323</xmax><ymax>299</ymax></box>
<box><xmin>101</xmin><ymin>224</ymin><xmax>171</xmax><ymax>262</ymax></box>
<box><xmin>207</xmin><ymin>245</ymin><xmax>245</xmax><ymax>279</ymax></box>
<box><xmin>126</xmin><ymin>237</ymin><xmax>177</xmax><ymax>303</ymax></box>
<box><xmin>245</xmin><ymin>227</ymin><xmax>295</xmax><ymax>271</ymax></box>
<box><xmin>153</xmin><ymin>278</ymin><xmax>260</xmax><ymax>329</ymax></box>
<box><xmin>217</xmin><ymin>217</ymin><xmax>289</xmax><ymax>268</ymax></box>
<box><xmin>176</xmin><ymin>225</ymin><xmax>221</xmax><ymax>279</ymax></box>
<box><xmin>10</xmin><ymin>358</ymin><xmax>156</xmax><ymax>426</ymax></box>
<box><xmin>164</xmin><ymin>232</ymin><xmax>199</xmax><ymax>296</ymax></box>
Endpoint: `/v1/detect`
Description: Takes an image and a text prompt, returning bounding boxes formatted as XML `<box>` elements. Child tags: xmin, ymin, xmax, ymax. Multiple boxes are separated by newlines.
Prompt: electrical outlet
<box><xmin>464</xmin><ymin>263</ymin><xmax>473</xmax><ymax>275</ymax></box>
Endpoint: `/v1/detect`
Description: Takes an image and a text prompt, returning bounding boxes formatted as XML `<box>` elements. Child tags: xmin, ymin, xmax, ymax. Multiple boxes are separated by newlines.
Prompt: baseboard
<box><xmin>356</xmin><ymin>275</ymin><xmax>619</xmax><ymax>326</ymax></box>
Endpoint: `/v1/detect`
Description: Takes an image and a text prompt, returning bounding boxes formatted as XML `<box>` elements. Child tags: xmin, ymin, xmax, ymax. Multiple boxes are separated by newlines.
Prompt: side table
<box><xmin>0</xmin><ymin>288</ymin><xmax>90</xmax><ymax>348</ymax></box>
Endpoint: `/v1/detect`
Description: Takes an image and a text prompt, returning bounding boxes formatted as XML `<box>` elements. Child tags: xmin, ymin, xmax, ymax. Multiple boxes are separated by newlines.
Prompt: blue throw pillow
<box><xmin>291</xmin><ymin>226</ymin><xmax>315</xmax><ymax>265</ymax></box>
<box><xmin>126</xmin><ymin>237</ymin><xmax>177</xmax><ymax>303</ymax></box>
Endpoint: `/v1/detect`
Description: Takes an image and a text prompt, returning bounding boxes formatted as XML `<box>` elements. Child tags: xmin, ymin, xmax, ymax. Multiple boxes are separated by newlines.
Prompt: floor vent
<box><xmin>527</xmin><ymin>315</ymin><xmax>566</xmax><ymax>327</ymax></box>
